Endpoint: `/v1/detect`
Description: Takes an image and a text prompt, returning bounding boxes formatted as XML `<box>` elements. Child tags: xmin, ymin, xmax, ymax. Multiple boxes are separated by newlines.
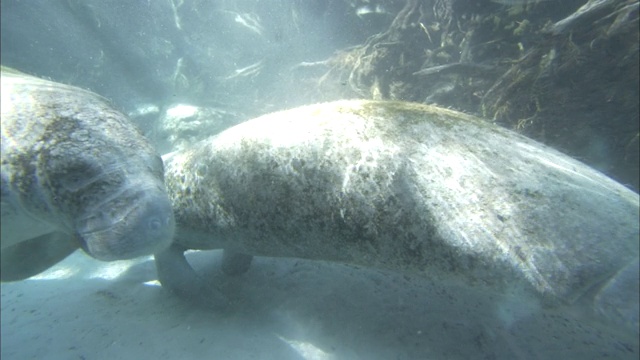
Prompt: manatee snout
<box><xmin>77</xmin><ymin>180</ymin><xmax>175</xmax><ymax>261</ymax></box>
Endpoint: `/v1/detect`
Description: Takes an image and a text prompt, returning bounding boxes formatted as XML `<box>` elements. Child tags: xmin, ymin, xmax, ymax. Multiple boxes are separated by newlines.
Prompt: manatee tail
<box><xmin>221</xmin><ymin>250</ymin><xmax>253</xmax><ymax>276</ymax></box>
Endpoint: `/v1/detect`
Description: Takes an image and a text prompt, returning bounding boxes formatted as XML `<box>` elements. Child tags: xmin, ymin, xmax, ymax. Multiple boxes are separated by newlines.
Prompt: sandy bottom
<box><xmin>2</xmin><ymin>250</ymin><xmax>637</xmax><ymax>360</ymax></box>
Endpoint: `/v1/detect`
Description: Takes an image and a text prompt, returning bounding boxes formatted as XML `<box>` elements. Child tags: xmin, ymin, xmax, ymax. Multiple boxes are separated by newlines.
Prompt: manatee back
<box><xmin>165</xmin><ymin>100</ymin><xmax>638</xmax><ymax>305</ymax></box>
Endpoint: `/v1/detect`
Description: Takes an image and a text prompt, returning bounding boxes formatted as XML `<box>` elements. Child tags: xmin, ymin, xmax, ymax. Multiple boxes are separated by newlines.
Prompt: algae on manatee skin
<box><xmin>358</xmin><ymin>100</ymin><xmax>499</xmax><ymax>135</ymax></box>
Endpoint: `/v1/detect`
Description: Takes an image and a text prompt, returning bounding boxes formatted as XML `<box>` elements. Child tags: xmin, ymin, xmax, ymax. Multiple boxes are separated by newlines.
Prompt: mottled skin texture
<box><xmin>158</xmin><ymin>100</ymin><xmax>639</xmax><ymax>334</ymax></box>
<box><xmin>1</xmin><ymin>67</ymin><xmax>175</xmax><ymax>281</ymax></box>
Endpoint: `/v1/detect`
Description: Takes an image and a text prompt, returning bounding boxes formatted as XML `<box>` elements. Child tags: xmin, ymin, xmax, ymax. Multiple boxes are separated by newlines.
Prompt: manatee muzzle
<box><xmin>76</xmin><ymin>182</ymin><xmax>175</xmax><ymax>261</ymax></box>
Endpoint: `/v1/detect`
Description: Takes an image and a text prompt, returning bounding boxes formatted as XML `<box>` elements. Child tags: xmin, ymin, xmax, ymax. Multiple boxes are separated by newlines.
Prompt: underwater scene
<box><xmin>1</xmin><ymin>1</ymin><xmax>638</xmax><ymax>359</ymax></box>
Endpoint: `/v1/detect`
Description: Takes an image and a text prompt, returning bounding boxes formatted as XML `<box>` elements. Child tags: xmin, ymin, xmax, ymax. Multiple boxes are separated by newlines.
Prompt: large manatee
<box><xmin>156</xmin><ymin>100</ymin><xmax>638</xmax><ymax>337</ymax></box>
<box><xmin>1</xmin><ymin>67</ymin><xmax>175</xmax><ymax>281</ymax></box>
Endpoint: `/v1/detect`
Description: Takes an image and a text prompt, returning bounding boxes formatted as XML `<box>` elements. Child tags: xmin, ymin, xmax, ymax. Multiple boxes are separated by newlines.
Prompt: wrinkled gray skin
<box><xmin>1</xmin><ymin>67</ymin><xmax>175</xmax><ymax>281</ymax></box>
<box><xmin>157</xmin><ymin>100</ymin><xmax>638</xmax><ymax>337</ymax></box>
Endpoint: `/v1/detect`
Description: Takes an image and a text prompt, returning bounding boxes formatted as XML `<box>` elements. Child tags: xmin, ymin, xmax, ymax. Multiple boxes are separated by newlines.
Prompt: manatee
<box><xmin>156</xmin><ymin>100</ymin><xmax>639</xmax><ymax>335</ymax></box>
<box><xmin>1</xmin><ymin>67</ymin><xmax>175</xmax><ymax>281</ymax></box>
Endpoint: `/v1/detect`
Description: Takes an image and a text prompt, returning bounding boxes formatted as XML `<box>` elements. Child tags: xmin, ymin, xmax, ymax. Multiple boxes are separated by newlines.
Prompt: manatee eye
<box><xmin>148</xmin><ymin>217</ymin><xmax>163</xmax><ymax>231</ymax></box>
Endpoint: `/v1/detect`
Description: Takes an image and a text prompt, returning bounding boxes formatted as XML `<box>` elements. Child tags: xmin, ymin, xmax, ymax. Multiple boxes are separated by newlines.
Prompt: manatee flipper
<box><xmin>221</xmin><ymin>251</ymin><xmax>253</xmax><ymax>276</ymax></box>
<box><xmin>593</xmin><ymin>258</ymin><xmax>640</xmax><ymax>334</ymax></box>
<box><xmin>154</xmin><ymin>243</ymin><xmax>230</xmax><ymax>308</ymax></box>
<box><xmin>1</xmin><ymin>232</ymin><xmax>77</xmax><ymax>282</ymax></box>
